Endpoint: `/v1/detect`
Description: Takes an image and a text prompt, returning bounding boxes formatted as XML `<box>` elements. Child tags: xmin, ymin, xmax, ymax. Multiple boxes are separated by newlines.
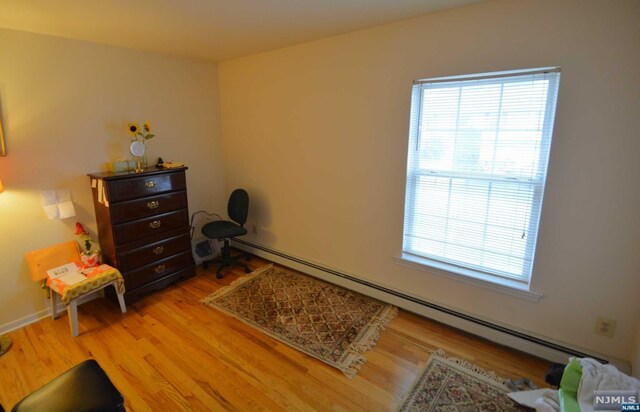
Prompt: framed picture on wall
<box><xmin>0</xmin><ymin>117</ymin><xmax>5</xmax><ymax>156</ymax></box>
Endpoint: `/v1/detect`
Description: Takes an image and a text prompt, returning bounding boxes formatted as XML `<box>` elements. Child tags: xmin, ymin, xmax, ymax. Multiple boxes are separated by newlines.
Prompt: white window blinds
<box><xmin>403</xmin><ymin>68</ymin><xmax>560</xmax><ymax>285</ymax></box>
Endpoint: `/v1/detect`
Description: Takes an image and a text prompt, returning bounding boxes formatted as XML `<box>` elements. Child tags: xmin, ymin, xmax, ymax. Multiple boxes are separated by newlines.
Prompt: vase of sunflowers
<box><xmin>127</xmin><ymin>121</ymin><xmax>155</xmax><ymax>172</ymax></box>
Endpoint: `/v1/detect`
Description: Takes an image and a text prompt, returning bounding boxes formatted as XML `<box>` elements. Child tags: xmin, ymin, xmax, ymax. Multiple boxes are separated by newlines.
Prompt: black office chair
<box><xmin>201</xmin><ymin>188</ymin><xmax>251</xmax><ymax>279</ymax></box>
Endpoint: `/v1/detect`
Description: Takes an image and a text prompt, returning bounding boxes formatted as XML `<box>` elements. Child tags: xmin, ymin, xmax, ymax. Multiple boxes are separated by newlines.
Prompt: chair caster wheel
<box><xmin>216</xmin><ymin>272</ymin><xmax>223</xmax><ymax>279</ymax></box>
<box><xmin>202</xmin><ymin>261</ymin><xmax>209</xmax><ymax>269</ymax></box>
<box><xmin>244</xmin><ymin>267</ymin><xmax>251</xmax><ymax>274</ymax></box>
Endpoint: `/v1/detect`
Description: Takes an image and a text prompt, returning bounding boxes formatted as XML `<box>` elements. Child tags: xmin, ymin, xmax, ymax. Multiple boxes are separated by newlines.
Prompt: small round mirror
<box><xmin>130</xmin><ymin>141</ymin><xmax>145</xmax><ymax>157</ymax></box>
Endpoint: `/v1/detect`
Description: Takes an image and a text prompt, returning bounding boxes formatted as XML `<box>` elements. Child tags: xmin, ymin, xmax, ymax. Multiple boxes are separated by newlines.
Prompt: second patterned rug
<box><xmin>202</xmin><ymin>264</ymin><xmax>397</xmax><ymax>378</ymax></box>
<box><xmin>399</xmin><ymin>349</ymin><xmax>527</xmax><ymax>411</ymax></box>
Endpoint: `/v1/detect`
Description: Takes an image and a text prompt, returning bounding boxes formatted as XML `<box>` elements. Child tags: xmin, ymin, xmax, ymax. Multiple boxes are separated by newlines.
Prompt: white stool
<box><xmin>26</xmin><ymin>241</ymin><xmax>128</xmax><ymax>337</ymax></box>
<box><xmin>50</xmin><ymin>280</ymin><xmax>127</xmax><ymax>337</ymax></box>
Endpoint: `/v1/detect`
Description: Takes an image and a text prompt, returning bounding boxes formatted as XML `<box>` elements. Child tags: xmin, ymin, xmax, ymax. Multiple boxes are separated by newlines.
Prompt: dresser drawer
<box><xmin>125</xmin><ymin>251</ymin><xmax>193</xmax><ymax>290</ymax></box>
<box><xmin>107</xmin><ymin>171</ymin><xmax>186</xmax><ymax>202</ymax></box>
<box><xmin>110</xmin><ymin>191</ymin><xmax>188</xmax><ymax>224</ymax></box>
<box><xmin>117</xmin><ymin>232</ymin><xmax>191</xmax><ymax>272</ymax></box>
<box><xmin>113</xmin><ymin>209</ymin><xmax>189</xmax><ymax>244</ymax></box>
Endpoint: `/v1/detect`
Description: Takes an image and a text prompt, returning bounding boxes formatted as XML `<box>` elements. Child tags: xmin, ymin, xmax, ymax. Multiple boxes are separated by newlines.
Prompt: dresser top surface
<box><xmin>88</xmin><ymin>166</ymin><xmax>188</xmax><ymax>181</ymax></box>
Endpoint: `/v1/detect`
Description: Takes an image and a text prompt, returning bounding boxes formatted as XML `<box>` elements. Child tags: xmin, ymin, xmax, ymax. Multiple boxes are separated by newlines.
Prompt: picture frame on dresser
<box><xmin>87</xmin><ymin>166</ymin><xmax>196</xmax><ymax>304</ymax></box>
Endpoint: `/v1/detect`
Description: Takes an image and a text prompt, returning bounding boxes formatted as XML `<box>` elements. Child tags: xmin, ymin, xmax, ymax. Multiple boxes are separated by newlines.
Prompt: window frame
<box><xmin>401</xmin><ymin>67</ymin><xmax>561</xmax><ymax>291</ymax></box>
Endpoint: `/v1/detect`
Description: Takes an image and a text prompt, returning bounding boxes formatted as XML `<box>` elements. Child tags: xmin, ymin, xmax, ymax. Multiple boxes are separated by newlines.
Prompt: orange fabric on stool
<box><xmin>46</xmin><ymin>263</ymin><xmax>125</xmax><ymax>305</ymax></box>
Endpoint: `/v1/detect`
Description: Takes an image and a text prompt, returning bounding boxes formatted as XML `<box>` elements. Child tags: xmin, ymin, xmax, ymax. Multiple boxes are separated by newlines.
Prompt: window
<box><xmin>402</xmin><ymin>68</ymin><xmax>560</xmax><ymax>288</ymax></box>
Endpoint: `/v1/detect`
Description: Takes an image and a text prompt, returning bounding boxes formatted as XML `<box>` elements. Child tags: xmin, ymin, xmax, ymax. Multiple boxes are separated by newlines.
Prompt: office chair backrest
<box><xmin>228</xmin><ymin>189</ymin><xmax>249</xmax><ymax>227</ymax></box>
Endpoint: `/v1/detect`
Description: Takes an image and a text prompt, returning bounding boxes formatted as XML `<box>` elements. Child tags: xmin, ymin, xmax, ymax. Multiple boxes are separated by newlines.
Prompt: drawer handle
<box><xmin>154</xmin><ymin>264</ymin><xmax>166</xmax><ymax>274</ymax></box>
<box><xmin>153</xmin><ymin>246</ymin><xmax>165</xmax><ymax>255</ymax></box>
<box><xmin>147</xmin><ymin>200</ymin><xmax>160</xmax><ymax>209</ymax></box>
<box><xmin>149</xmin><ymin>220</ymin><xmax>162</xmax><ymax>229</ymax></box>
<box><xmin>145</xmin><ymin>180</ymin><xmax>157</xmax><ymax>189</ymax></box>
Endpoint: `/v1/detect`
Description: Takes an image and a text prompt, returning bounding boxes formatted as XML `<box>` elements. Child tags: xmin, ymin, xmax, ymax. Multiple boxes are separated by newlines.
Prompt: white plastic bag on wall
<box><xmin>190</xmin><ymin>211</ymin><xmax>223</xmax><ymax>265</ymax></box>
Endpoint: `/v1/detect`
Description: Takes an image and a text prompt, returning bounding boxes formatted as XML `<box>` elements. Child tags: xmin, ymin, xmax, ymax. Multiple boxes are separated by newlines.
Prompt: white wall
<box><xmin>0</xmin><ymin>28</ymin><xmax>226</xmax><ymax>330</ymax></box>
<box><xmin>218</xmin><ymin>0</ymin><xmax>640</xmax><ymax>362</ymax></box>
<box><xmin>633</xmin><ymin>323</ymin><xmax>640</xmax><ymax>378</ymax></box>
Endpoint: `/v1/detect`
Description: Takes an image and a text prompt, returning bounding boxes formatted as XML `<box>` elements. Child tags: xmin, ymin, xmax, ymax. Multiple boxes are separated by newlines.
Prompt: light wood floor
<box><xmin>0</xmin><ymin>255</ymin><xmax>550</xmax><ymax>411</ymax></box>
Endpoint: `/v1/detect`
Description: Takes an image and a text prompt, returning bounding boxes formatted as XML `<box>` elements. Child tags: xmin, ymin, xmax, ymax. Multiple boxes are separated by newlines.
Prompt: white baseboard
<box><xmin>0</xmin><ymin>307</ymin><xmax>52</xmax><ymax>335</ymax></box>
<box><xmin>233</xmin><ymin>240</ymin><xmax>632</xmax><ymax>375</ymax></box>
<box><xmin>0</xmin><ymin>291</ymin><xmax>101</xmax><ymax>335</ymax></box>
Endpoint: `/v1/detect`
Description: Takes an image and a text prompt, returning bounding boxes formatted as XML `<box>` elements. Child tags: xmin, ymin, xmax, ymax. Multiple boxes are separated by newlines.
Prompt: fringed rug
<box><xmin>399</xmin><ymin>349</ymin><xmax>527</xmax><ymax>411</ymax></box>
<box><xmin>202</xmin><ymin>264</ymin><xmax>397</xmax><ymax>378</ymax></box>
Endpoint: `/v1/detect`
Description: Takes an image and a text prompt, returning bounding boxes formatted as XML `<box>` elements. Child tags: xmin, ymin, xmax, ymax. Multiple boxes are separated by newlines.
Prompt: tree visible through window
<box><xmin>402</xmin><ymin>68</ymin><xmax>560</xmax><ymax>287</ymax></box>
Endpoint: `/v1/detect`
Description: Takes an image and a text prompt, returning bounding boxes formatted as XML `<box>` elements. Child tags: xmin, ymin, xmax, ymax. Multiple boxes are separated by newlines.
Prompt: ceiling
<box><xmin>0</xmin><ymin>0</ymin><xmax>482</xmax><ymax>62</ymax></box>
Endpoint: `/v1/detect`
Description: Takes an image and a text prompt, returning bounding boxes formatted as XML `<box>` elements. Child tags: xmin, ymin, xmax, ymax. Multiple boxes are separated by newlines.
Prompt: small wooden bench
<box><xmin>25</xmin><ymin>241</ymin><xmax>126</xmax><ymax>337</ymax></box>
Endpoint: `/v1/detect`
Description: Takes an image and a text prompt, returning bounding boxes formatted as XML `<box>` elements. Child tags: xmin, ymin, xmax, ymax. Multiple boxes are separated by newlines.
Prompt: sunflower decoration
<box><xmin>127</xmin><ymin>121</ymin><xmax>155</xmax><ymax>141</ymax></box>
<box><xmin>127</xmin><ymin>122</ymin><xmax>140</xmax><ymax>138</ymax></box>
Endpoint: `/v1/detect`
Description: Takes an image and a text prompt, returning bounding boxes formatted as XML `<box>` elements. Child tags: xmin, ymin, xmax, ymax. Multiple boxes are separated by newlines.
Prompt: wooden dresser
<box><xmin>88</xmin><ymin>166</ymin><xmax>195</xmax><ymax>303</ymax></box>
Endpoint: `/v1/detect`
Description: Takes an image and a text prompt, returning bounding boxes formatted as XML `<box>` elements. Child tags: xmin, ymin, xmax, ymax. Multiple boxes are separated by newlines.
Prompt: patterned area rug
<box><xmin>202</xmin><ymin>264</ymin><xmax>397</xmax><ymax>378</ymax></box>
<box><xmin>399</xmin><ymin>349</ymin><xmax>527</xmax><ymax>411</ymax></box>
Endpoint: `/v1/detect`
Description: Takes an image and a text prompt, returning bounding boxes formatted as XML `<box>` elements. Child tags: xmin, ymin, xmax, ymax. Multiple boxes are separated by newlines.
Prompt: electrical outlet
<box><xmin>252</xmin><ymin>224</ymin><xmax>258</xmax><ymax>234</ymax></box>
<box><xmin>595</xmin><ymin>317</ymin><xmax>617</xmax><ymax>338</ymax></box>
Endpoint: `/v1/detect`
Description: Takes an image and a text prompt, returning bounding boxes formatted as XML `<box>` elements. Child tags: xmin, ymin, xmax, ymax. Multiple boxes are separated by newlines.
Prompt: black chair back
<box><xmin>228</xmin><ymin>189</ymin><xmax>249</xmax><ymax>227</ymax></box>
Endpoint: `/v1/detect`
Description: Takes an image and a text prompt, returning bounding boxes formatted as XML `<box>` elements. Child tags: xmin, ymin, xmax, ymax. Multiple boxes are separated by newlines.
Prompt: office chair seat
<box><xmin>202</xmin><ymin>220</ymin><xmax>248</xmax><ymax>240</ymax></box>
<box><xmin>201</xmin><ymin>188</ymin><xmax>251</xmax><ymax>279</ymax></box>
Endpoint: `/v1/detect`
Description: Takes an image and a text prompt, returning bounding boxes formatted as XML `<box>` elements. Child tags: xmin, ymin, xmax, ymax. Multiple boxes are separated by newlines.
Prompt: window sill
<box><xmin>395</xmin><ymin>253</ymin><xmax>544</xmax><ymax>302</ymax></box>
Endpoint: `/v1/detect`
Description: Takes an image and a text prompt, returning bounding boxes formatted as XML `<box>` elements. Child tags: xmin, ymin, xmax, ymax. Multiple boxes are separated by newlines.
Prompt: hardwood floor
<box><xmin>0</xmin><ymin>255</ymin><xmax>550</xmax><ymax>411</ymax></box>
